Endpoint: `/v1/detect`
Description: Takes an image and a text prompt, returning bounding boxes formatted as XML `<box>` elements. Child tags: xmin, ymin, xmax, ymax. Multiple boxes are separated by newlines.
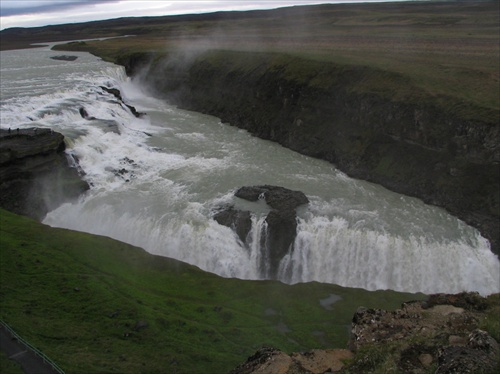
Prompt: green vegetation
<box><xmin>0</xmin><ymin>351</ymin><xmax>23</xmax><ymax>374</ymax></box>
<box><xmin>0</xmin><ymin>209</ymin><xmax>422</xmax><ymax>372</ymax></box>
<box><xmin>342</xmin><ymin>340</ymin><xmax>439</xmax><ymax>374</ymax></box>
<box><xmin>480</xmin><ymin>294</ymin><xmax>500</xmax><ymax>342</ymax></box>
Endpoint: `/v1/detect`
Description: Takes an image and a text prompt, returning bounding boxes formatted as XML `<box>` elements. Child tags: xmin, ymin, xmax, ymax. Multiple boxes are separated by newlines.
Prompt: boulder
<box><xmin>436</xmin><ymin>330</ymin><xmax>499</xmax><ymax>374</ymax></box>
<box><xmin>235</xmin><ymin>185</ymin><xmax>309</xmax><ymax>211</ymax></box>
<box><xmin>261</xmin><ymin>209</ymin><xmax>297</xmax><ymax>276</ymax></box>
<box><xmin>50</xmin><ymin>55</ymin><xmax>78</xmax><ymax>61</ymax></box>
<box><xmin>214</xmin><ymin>185</ymin><xmax>309</xmax><ymax>278</ymax></box>
<box><xmin>213</xmin><ymin>206</ymin><xmax>252</xmax><ymax>243</ymax></box>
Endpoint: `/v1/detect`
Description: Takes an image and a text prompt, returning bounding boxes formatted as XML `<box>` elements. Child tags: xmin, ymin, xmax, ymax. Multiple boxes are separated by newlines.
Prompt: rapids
<box><xmin>1</xmin><ymin>45</ymin><xmax>498</xmax><ymax>295</ymax></box>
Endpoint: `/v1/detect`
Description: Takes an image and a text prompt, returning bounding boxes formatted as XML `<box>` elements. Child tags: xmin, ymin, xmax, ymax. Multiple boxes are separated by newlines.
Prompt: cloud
<box><xmin>0</xmin><ymin>0</ymin><xmax>403</xmax><ymax>30</ymax></box>
<box><xmin>0</xmin><ymin>0</ymin><xmax>119</xmax><ymax>17</ymax></box>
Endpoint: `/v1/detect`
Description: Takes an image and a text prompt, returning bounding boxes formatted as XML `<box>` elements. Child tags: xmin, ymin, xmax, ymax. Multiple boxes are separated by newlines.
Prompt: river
<box><xmin>1</xmin><ymin>45</ymin><xmax>498</xmax><ymax>295</ymax></box>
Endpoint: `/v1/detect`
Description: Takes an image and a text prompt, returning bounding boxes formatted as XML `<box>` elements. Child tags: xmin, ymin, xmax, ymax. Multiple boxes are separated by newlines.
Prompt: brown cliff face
<box><xmin>129</xmin><ymin>50</ymin><xmax>499</xmax><ymax>255</ymax></box>
<box><xmin>0</xmin><ymin>128</ymin><xmax>88</xmax><ymax>220</ymax></box>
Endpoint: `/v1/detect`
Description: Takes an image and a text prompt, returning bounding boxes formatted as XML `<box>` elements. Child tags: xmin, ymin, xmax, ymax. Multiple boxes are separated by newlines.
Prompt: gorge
<box><xmin>115</xmin><ymin>49</ymin><xmax>500</xmax><ymax>257</ymax></box>
<box><xmin>0</xmin><ymin>2</ymin><xmax>499</xmax><ymax>371</ymax></box>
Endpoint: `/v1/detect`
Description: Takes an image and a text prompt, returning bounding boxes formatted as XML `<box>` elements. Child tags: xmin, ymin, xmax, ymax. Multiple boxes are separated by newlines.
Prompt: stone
<box><xmin>418</xmin><ymin>353</ymin><xmax>433</xmax><ymax>367</ymax></box>
<box><xmin>229</xmin><ymin>347</ymin><xmax>293</xmax><ymax>374</ymax></box>
<box><xmin>448</xmin><ymin>335</ymin><xmax>466</xmax><ymax>346</ymax></box>
<box><xmin>213</xmin><ymin>206</ymin><xmax>252</xmax><ymax>243</ymax></box>
<box><xmin>0</xmin><ymin>128</ymin><xmax>89</xmax><ymax>220</ymax></box>
<box><xmin>214</xmin><ymin>185</ymin><xmax>309</xmax><ymax>278</ymax></box>
<box><xmin>261</xmin><ymin>209</ymin><xmax>297</xmax><ymax>277</ymax></box>
<box><xmin>468</xmin><ymin>329</ymin><xmax>499</xmax><ymax>355</ymax></box>
<box><xmin>435</xmin><ymin>345</ymin><xmax>496</xmax><ymax>374</ymax></box>
<box><xmin>235</xmin><ymin>185</ymin><xmax>309</xmax><ymax>211</ymax></box>
<box><xmin>230</xmin><ymin>347</ymin><xmax>352</xmax><ymax>374</ymax></box>
<box><xmin>428</xmin><ymin>305</ymin><xmax>465</xmax><ymax>316</ymax></box>
<box><xmin>50</xmin><ymin>55</ymin><xmax>78</xmax><ymax>61</ymax></box>
<box><xmin>292</xmin><ymin>349</ymin><xmax>353</xmax><ymax>373</ymax></box>
<box><xmin>425</xmin><ymin>292</ymin><xmax>488</xmax><ymax>311</ymax></box>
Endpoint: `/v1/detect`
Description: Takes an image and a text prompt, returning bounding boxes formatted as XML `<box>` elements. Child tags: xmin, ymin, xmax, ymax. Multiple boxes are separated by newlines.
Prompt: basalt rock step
<box><xmin>235</xmin><ymin>185</ymin><xmax>309</xmax><ymax>211</ymax></box>
<box><xmin>213</xmin><ymin>185</ymin><xmax>309</xmax><ymax>278</ymax></box>
<box><xmin>0</xmin><ymin>127</ymin><xmax>89</xmax><ymax>220</ymax></box>
<box><xmin>99</xmin><ymin>85</ymin><xmax>144</xmax><ymax>118</ymax></box>
<box><xmin>50</xmin><ymin>55</ymin><xmax>78</xmax><ymax>61</ymax></box>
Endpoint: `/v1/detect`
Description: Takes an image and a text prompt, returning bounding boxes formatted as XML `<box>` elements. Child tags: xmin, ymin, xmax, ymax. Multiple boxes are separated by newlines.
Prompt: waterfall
<box><xmin>1</xmin><ymin>46</ymin><xmax>498</xmax><ymax>296</ymax></box>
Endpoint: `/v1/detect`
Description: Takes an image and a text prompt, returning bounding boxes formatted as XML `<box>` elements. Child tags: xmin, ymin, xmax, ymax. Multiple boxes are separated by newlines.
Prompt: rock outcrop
<box><xmin>231</xmin><ymin>292</ymin><xmax>500</xmax><ymax>373</ymax></box>
<box><xmin>50</xmin><ymin>55</ymin><xmax>78</xmax><ymax>61</ymax></box>
<box><xmin>0</xmin><ymin>128</ymin><xmax>88</xmax><ymax>220</ymax></box>
<box><xmin>230</xmin><ymin>346</ymin><xmax>354</xmax><ymax>374</ymax></box>
<box><xmin>213</xmin><ymin>205</ymin><xmax>252</xmax><ymax>243</ymax></box>
<box><xmin>213</xmin><ymin>185</ymin><xmax>309</xmax><ymax>278</ymax></box>
<box><xmin>99</xmin><ymin>85</ymin><xmax>144</xmax><ymax>118</ymax></box>
<box><xmin>125</xmin><ymin>51</ymin><xmax>499</xmax><ymax>255</ymax></box>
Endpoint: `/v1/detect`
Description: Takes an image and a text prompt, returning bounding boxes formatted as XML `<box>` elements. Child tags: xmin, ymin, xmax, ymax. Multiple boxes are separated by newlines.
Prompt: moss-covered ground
<box><xmin>0</xmin><ymin>209</ymin><xmax>422</xmax><ymax>372</ymax></box>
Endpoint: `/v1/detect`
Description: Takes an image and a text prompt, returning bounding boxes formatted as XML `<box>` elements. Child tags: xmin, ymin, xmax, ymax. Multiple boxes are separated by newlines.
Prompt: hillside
<box><xmin>0</xmin><ymin>208</ymin><xmax>421</xmax><ymax>373</ymax></box>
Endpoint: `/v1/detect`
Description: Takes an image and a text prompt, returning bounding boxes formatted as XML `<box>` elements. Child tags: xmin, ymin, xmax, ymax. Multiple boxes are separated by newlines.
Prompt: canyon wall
<box><xmin>120</xmin><ymin>50</ymin><xmax>499</xmax><ymax>254</ymax></box>
<box><xmin>0</xmin><ymin>128</ymin><xmax>88</xmax><ymax>220</ymax></box>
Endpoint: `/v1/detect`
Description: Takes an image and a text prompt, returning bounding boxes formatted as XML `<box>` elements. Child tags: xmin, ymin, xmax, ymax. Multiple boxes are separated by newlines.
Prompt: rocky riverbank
<box><xmin>117</xmin><ymin>50</ymin><xmax>499</xmax><ymax>255</ymax></box>
<box><xmin>0</xmin><ymin>128</ymin><xmax>88</xmax><ymax>220</ymax></box>
<box><xmin>231</xmin><ymin>292</ymin><xmax>500</xmax><ymax>374</ymax></box>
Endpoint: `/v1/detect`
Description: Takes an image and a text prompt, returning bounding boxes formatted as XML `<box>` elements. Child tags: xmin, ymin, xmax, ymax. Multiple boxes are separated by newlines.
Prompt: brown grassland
<box><xmin>2</xmin><ymin>1</ymin><xmax>499</xmax><ymax>117</ymax></box>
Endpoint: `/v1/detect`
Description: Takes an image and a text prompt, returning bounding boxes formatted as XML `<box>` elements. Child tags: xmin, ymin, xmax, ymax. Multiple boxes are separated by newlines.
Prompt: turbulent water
<box><xmin>1</xmin><ymin>45</ymin><xmax>498</xmax><ymax>295</ymax></box>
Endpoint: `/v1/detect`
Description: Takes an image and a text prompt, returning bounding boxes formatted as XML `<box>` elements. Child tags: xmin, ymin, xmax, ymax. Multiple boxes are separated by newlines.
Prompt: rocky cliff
<box><xmin>120</xmin><ymin>50</ymin><xmax>499</xmax><ymax>255</ymax></box>
<box><xmin>0</xmin><ymin>128</ymin><xmax>88</xmax><ymax>220</ymax></box>
<box><xmin>231</xmin><ymin>292</ymin><xmax>500</xmax><ymax>374</ymax></box>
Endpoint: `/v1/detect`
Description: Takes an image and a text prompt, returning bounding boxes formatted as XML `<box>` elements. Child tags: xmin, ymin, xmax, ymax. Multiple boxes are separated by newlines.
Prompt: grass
<box><xmin>0</xmin><ymin>352</ymin><xmax>23</xmax><ymax>374</ymax></box>
<box><xmin>0</xmin><ymin>208</ymin><xmax>422</xmax><ymax>373</ymax></box>
<box><xmin>480</xmin><ymin>293</ymin><xmax>500</xmax><ymax>343</ymax></box>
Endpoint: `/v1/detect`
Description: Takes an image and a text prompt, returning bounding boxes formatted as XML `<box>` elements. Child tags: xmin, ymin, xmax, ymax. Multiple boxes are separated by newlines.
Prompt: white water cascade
<box><xmin>1</xmin><ymin>46</ymin><xmax>498</xmax><ymax>295</ymax></box>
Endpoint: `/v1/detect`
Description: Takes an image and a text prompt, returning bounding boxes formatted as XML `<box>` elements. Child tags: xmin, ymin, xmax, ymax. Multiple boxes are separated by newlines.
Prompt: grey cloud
<box><xmin>0</xmin><ymin>0</ymin><xmax>119</xmax><ymax>17</ymax></box>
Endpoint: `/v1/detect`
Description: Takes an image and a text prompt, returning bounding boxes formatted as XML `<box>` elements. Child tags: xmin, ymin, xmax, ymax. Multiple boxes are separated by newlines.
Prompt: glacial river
<box><xmin>1</xmin><ymin>45</ymin><xmax>498</xmax><ymax>295</ymax></box>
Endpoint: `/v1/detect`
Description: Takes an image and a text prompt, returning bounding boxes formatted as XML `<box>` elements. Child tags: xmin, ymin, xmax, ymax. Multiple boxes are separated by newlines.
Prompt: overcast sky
<box><xmin>0</xmin><ymin>0</ymin><xmax>403</xmax><ymax>31</ymax></box>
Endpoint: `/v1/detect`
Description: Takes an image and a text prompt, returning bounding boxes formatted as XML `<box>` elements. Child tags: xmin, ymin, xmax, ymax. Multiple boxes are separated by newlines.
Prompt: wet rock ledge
<box><xmin>213</xmin><ymin>185</ymin><xmax>309</xmax><ymax>278</ymax></box>
<box><xmin>0</xmin><ymin>127</ymin><xmax>88</xmax><ymax>220</ymax></box>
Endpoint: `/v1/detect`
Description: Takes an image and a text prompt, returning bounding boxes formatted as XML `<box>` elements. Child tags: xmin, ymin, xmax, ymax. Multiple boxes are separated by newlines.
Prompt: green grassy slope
<box><xmin>0</xmin><ymin>209</ymin><xmax>422</xmax><ymax>373</ymax></box>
